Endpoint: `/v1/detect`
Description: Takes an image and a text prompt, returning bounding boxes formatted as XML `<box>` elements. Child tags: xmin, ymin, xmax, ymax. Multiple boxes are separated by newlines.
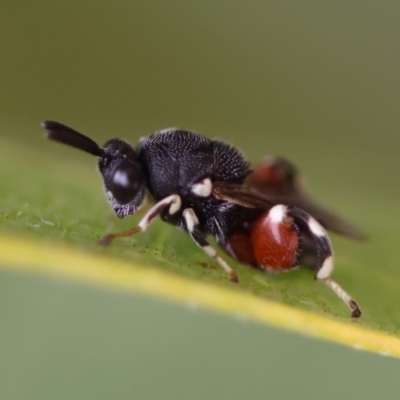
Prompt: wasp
<box><xmin>42</xmin><ymin>121</ymin><xmax>363</xmax><ymax>318</ymax></box>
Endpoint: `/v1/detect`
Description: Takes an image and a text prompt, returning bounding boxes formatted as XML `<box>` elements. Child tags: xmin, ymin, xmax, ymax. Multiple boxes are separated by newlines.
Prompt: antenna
<box><xmin>42</xmin><ymin>121</ymin><xmax>103</xmax><ymax>157</ymax></box>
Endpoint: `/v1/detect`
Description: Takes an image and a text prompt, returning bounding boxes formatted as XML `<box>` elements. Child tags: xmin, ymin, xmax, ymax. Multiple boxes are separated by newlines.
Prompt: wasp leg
<box><xmin>99</xmin><ymin>194</ymin><xmax>182</xmax><ymax>246</ymax></box>
<box><xmin>288</xmin><ymin>206</ymin><xmax>361</xmax><ymax>318</ymax></box>
<box><xmin>182</xmin><ymin>208</ymin><xmax>239</xmax><ymax>283</ymax></box>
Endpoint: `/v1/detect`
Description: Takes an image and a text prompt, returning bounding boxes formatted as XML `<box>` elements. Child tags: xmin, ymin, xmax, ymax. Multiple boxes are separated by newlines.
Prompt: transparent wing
<box><xmin>213</xmin><ymin>155</ymin><xmax>366</xmax><ymax>240</ymax></box>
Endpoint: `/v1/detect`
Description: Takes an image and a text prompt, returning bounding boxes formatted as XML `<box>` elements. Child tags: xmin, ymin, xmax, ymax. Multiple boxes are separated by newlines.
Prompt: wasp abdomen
<box><xmin>225</xmin><ymin>231</ymin><xmax>258</xmax><ymax>267</ymax></box>
<box><xmin>251</xmin><ymin>205</ymin><xmax>299</xmax><ymax>272</ymax></box>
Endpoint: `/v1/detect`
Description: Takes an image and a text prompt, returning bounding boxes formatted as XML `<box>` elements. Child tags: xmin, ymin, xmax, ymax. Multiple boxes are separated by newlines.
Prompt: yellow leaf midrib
<box><xmin>1</xmin><ymin>234</ymin><xmax>399</xmax><ymax>359</ymax></box>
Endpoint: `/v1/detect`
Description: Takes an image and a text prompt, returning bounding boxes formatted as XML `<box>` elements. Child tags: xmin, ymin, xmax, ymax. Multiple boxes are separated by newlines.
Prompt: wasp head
<box><xmin>43</xmin><ymin>121</ymin><xmax>145</xmax><ymax>218</ymax></box>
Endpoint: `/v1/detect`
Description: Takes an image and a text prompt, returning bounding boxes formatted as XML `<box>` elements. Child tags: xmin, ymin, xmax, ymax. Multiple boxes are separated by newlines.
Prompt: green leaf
<box><xmin>1</xmin><ymin>134</ymin><xmax>400</xmax><ymax>358</ymax></box>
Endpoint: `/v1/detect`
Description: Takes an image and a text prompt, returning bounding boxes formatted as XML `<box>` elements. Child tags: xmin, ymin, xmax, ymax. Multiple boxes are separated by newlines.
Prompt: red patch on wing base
<box><xmin>251</xmin><ymin>210</ymin><xmax>299</xmax><ymax>272</ymax></box>
<box><xmin>254</xmin><ymin>164</ymin><xmax>285</xmax><ymax>188</ymax></box>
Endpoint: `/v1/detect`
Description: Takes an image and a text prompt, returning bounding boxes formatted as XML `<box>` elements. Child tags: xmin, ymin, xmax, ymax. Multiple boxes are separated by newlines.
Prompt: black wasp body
<box><xmin>137</xmin><ymin>129</ymin><xmax>256</xmax><ymax>240</ymax></box>
<box><xmin>43</xmin><ymin>121</ymin><xmax>363</xmax><ymax>318</ymax></box>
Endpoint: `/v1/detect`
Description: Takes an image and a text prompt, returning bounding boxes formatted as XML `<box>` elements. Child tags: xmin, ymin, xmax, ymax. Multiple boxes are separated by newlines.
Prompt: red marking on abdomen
<box><xmin>225</xmin><ymin>232</ymin><xmax>257</xmax><ymax>266</ymax></box>
<box><xmin>251</xmin><ymin>210</ymin><xmax>299</xmax><ymax>272</ymax></box>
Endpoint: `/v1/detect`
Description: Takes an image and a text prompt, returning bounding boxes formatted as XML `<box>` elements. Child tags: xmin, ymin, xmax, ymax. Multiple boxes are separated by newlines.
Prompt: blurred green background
<box><xmin>1</xmin><ymin>1</ymin><xmax>400</xmax><ymax>399</ymax></box>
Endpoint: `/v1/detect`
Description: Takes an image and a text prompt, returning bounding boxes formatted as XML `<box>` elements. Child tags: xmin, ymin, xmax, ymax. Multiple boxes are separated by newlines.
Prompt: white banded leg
<box><xmin>99</xmin><ymin>194</ymin><xmax>182</xmax><ymax>245</ymax></box>
<box><xmin>288</xmin><ymin>206</ymin><xmax>361</xmax><ymax>318</ymax></box>
<box><xmin>183</xmin><ymin>208</ymin><xmax>239</xmax><ymax>282</ymax></box>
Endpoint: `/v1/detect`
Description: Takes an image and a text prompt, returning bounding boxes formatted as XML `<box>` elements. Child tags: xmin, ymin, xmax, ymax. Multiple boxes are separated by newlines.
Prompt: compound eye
<box><xmin>191</xmin><ymin>177</ymin><xmax>213</xmax><ymax>197</ymax></box>
<box><xmin>111</xmin><ymin>160</ymin><xmax>143</xmax><ymax>204</ymax></box>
